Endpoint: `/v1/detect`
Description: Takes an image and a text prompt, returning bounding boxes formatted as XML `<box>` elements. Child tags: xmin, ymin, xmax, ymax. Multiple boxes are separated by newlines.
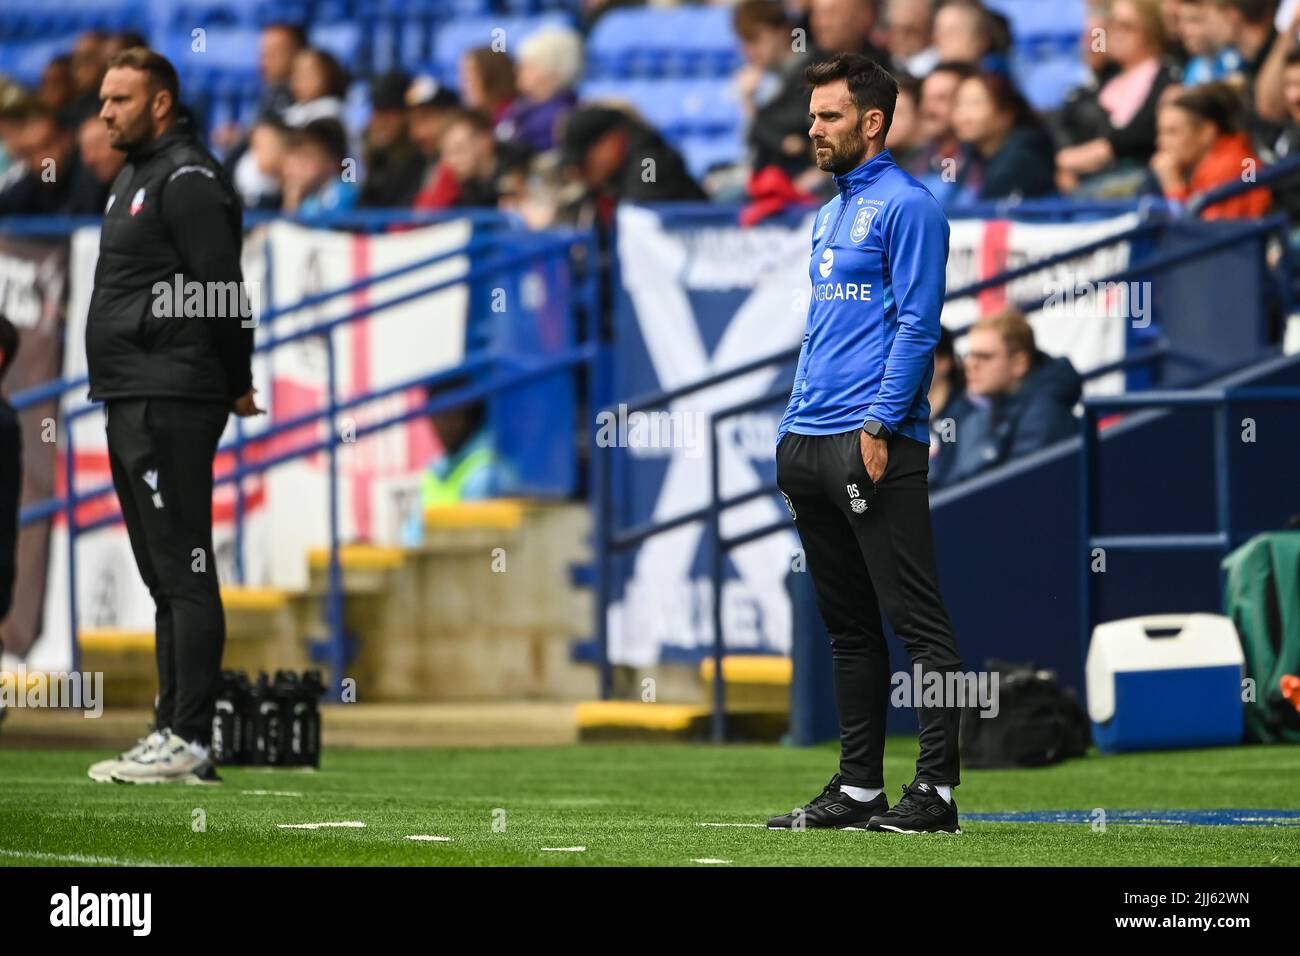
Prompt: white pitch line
<box><xmin>406</xmin><ymin>835</ymin><xmax>453</xmax><ymax>842</ymax></box>
<box><xmin>277</xmin><ymin>821</ymin><xmax>366</xmax><ymax>830</ymax></box>
<box><xmin>540</xmin><ymin>846</ymin><xmax>586</xmax><ymax>852</ymax></box>
<box><xmin>691</xmin><ymin>858</ymin><xmax>732</xmax><ymax>865</ymax></box>
<box><xmin>0</xmin><ymin>847</ymin><xmax>166</xmax><ymax>867</ymax></box>
<box><xmin>240</xmin><ymin>790</ymin><xmax>303</xmax><ymax>797</ymax></box>
<box><xmin>697</xmin><ymin>822</ymin><xmax>766</xmax><ymax>828</ymax></box>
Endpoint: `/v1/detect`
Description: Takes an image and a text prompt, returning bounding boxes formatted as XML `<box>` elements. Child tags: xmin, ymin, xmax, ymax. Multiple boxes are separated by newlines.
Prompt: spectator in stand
<box><xmin>245</xmin><ymin>118</ymin><xmax>289</xmax><ymax>210</ymax></box>
<box><xmin>932</xmin><ymin>0</ymin><xmax>1012</xmax><ymax>72</ymax></box>
<box><xmin>408</xmin><ymin>78</ymin><xmax>464</xmax><ymax>208</ymax></box>
<box><xmin>102</xmin><ymin>31</ymin><xmax>151</xmax><ymax>60</ymax></box>
<box><xmin>1178</xmin><ymin>0</ymin><xmax>1244</xmax><ymax>86</ymax></box>
<box><xmin>459</xmin><ymin>48</ymin><xmax>517</xmax><ymax>128</ymax></box>
<box><xmin>912</xmin><ymin>60</ymin><xmax>976</xmax><ymax>191</ymax></box>
<box><xmin>1051</xmin><ymin>0</ymin><xmax>1121</xmax><ymax>156</ymax></box>
<box><xmin>556</xmin><ymin>105</ymin><xmax>707</xmax><ymax>227</ymax></box>
<box><xmin>810</xmin><ymin>0</ymin><xmax>892</xmax><ymax>66</ymax></box>
<box><xmin>66</xmin><ymin>30</ymin><xmax>110</xmax><ymax>123</ymax></box>
<box><xmin>1259</xmin><ymin>48</ymin><xmax>1300</xmax><ymax>226</ymax></box>
<box><xmin>1149</xmin><ymin>81</ymin><xmax>1271</xmax><ymax>216</ymax></box>
<box><xmin>1211</xmin><ymin>0</ymin><xmax>1282</xmax><ymax>151</ymax></box>
<box><xmin>76</xmin><ymin>113</ymin><xmax>124</xmax><ymax>187</ymax></box>
<box><xmin>950</xmin><ymin>70</ymin><xmax>1057</xmax><ymax>203</ymax></box>
<box><xmin>887</xmin><ymin>72</ymin><xmax>928</xmax><ymax>171</ymax></box>
<box><xmin>227</xmin><ymin>23</ymin><xmax>307</xmax><ymax>206</ymax></box>
<box><xmin>360</xmin><ymin>71</ymin><xmax>425</xmax><ymax>207</ymax></box>
<box><xmin>415</xmin><ymin>110</ymin><xmax>519</xmax><ymax>210</ymax></box>
<box><xmin>885</xmin><ymin>0</ymin><xmax>939</xmax><ymax>77</ymax></box>
<box><xmin>1056</xmin><ymin>0</ymin><xmax>1176</xmax><ymax>194</ymax></box>
<box><xmin>932</xmin><ymin>309</ymin><xmax>1081</xmax><ymax>489</ymax></box>
<box><xmin>284</xmin><ymin>48</ymin><xmax>348</xmax><ymax>128</ymax></box>
<box><xmin>1215</xmin><ymin>0</ymin><xmax>1279</xmax><ymax>93</ymax></box>
<box><xmin>1253</xmin><ymin>0</ymin><xmax>1300</xmax><ymax>128</ymax></box>
<box><xmin>1162</xmin><ymin>0</ymin><xmax>1192</xmax><ymax>64</ymax></box>
<box><xmin>927</xmin><ymin>325</ymin><xmax>966</xmax><ymax>485</ymax></box>
<box><xmin>0</xmin><ymin>108</ymin><xmax>106</xmax><ymax>215</ymax></box>
<box><xmin>498</xmin><ymin>29</ymin><xmax>582</xmax><ymax>153</ymax></box>
<box><xmin>38</xmin><ymin>56</ymin><xmax>75</xmax><ymax>115</ymax></box>
<box><xmin>281</xmin><ymin>118</ymin><xmax>358</xmax><ymax>218</ymax></box>
<box><xmin>734</xmin><ymin>0</ymin><xmax>815</xmax><ymax>182</ymax></box>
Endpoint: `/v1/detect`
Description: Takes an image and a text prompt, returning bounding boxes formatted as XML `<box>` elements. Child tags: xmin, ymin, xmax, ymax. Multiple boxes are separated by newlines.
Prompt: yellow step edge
<box><xmin>307</xmin><ymin>544</ymin><xmax>406</xmax><ymax>571</ymax></box>
<box><xmin>699</xmin><ymin>656</ymin><xmax>793</xmax><ymax>686</ymax></box>
<box><xmin>575</xmin><ymin>701</ymin><xmax>708</xmax><ymax>732</ymax></box>
<box><xmin>422</xmin><ymin>499</ymin><xmax>526</xmax><ymax>530</ymax></box>
<box><xmin>221</xmin><ymin>586</ymin><xmax>289</xmax><ymax>611</ymax></box>
<box><xmin>78</xmin><ymin>629</ymin><xmax>153</xmax><ymax>653</ymax></box>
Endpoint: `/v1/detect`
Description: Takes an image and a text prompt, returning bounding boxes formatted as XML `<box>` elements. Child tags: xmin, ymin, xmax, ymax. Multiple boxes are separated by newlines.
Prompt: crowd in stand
<box><xmin>1</xmin><ymin>0</ymin><xmax>1296</xmax><ymax>228</ymax></box>
<box><xmin>0</xmin><ymin>0</ymin><xmax>1295</xmax><ymax>491</ymax></box>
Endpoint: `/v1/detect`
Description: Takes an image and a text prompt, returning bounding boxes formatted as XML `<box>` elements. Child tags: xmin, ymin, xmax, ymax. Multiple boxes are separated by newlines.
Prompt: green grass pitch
<box><xmin>1</xmin><ymin>738</ymin><xmax>1297</xmax><ymax>866</ymax></box>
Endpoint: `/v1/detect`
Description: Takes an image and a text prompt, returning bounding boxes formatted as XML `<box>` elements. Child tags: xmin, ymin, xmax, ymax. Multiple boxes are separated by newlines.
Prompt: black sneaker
<box><xmin>866</xmin><ymin>780</ymin><xmax>961</xmax><ymax>834</ymax></box>
<box><xmin>767</xmin><ymin>773</ymin><xmax>888</xmax><ymax>829</ymax></box>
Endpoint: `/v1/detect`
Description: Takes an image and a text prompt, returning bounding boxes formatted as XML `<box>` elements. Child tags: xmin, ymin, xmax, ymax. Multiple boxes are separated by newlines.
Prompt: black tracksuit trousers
<box><xmin>105</xmin><ymin>397</ymin><xmax>229</xmax><ymax>747</ymax></box>
<box><xmin>777</xmin><ymin>429</ymin><xmax>963</xmax><ymax>787</ymax></box>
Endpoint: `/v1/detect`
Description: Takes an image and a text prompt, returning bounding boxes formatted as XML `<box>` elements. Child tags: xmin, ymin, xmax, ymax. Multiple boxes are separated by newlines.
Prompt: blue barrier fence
<box><xmin>592</xmin><ymin>204</ymin><xmax>1295</xmax><ymax>741</ymax></box>
<box><xmin>8</xmin><ymin>212</ymin><xmax>599</xmax><ymax>694</ymax></box>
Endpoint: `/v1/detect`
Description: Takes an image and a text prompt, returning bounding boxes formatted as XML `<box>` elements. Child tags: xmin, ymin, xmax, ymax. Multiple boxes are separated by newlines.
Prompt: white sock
<box><xmin>840</xmin><ymin>784</ymin><xmax>883</xmax><ymax>802</ymax></box>
<box><xmin>935</xmin><ymin>785</ymin><xmax>953</xmax><ymax>804</ymax></box>
<box><xmin>188</xmin><ymin>740</ymin><xmax>210</xmax><ymax>761</ymax></box>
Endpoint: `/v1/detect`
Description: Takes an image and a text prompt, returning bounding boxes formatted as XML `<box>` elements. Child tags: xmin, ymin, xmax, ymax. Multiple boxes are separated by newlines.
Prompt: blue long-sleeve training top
<box><xmin>777</xmin><ymin>148</ymin><xmax>950</xmax><ymax>447</ymax></box>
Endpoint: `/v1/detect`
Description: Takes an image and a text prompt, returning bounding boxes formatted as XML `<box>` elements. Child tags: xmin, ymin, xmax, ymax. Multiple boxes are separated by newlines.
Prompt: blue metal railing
<box><xmin>11</xmin><ymin>216</ymin><xmax>599</xmax><ymax>692</ymax></box>
<box><xmin>1077</xmin><ymin>386</ymin><xmax>1300</xmax><ymax>692</ymax></box>
<box><xmin>593</xmin><ymin>204</ymin><xmax>1290</xmax><ymax>740</ymax></box>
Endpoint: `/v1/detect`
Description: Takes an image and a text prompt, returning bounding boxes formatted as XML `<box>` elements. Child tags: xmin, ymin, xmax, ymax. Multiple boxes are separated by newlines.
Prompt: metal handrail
<box><xmin>1077</xmin><ymin>385</ymin><xmax>1300</xmax><ymax>697</ymax></box>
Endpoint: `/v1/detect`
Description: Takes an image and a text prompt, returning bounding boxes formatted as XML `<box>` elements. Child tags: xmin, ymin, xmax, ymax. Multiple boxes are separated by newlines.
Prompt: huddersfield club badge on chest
<box><xmin>850</xmin><ymin>205</ymin><xmax>878</xmax><ymax>243</ymax></box>
<box><xmin>129</xmin><ymin>187</ymin><xmax>146</xmax><ymax>215</ymax></box>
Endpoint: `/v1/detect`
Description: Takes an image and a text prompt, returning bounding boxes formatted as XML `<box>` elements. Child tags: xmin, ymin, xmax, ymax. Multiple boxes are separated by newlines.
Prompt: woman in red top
<box><xmin>1150</xmin><ymin>82</ymin><xmax>1271</xmax><ymax>219</ymax></box>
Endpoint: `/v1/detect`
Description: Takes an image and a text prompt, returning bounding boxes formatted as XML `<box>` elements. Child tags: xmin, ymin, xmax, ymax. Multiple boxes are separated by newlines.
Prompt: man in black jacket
<box><xmin>83</xmin><ymin>48</ymin><xmax>260</xmax><ymax>785</ymax></box>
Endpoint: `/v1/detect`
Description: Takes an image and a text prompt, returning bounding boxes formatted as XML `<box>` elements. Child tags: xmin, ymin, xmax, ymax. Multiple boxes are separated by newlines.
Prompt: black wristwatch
<box><xmin>862</xmin><ymin>420</ymin><xmax>891</xmax><ymax>439</ymax></box>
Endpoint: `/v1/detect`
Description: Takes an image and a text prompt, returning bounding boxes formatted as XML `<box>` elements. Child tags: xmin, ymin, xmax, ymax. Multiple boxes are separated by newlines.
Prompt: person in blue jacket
<box><xmin>933</xmin><ymin>309</ymin><xmax>1082</xmax><ymax>488</ymax></box>
<box><xmin>766</xmin><ymin>53</ymin><xmax>964</xmax><ymax>835</ymax></box>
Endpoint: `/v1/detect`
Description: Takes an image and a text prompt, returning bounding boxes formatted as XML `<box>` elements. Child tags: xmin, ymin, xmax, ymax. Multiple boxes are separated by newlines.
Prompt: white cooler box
<box><xmin>1086</xmin><ymin>613</ymin><xmax>1245</xmax><ymax>753</ymax></box>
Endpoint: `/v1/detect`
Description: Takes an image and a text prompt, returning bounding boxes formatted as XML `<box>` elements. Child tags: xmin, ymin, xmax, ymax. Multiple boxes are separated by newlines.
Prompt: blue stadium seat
<box><xmin>579</xmin><ymin>77</ymin><xmax>741</xmax><ymax>137</ymax></box>
<box><xmin>161</xmin><ymin>25</ymin><xmax>262</xmax><ymax>76</ymax></box>
<box><xmin>587</xmin><ymin>6</ymin><xmax>741</xmax><ymax>80</ymax></box>
<box><xmin>311</xmin><ymin>21</ymin><xmax>362</xmax><ymax>63</ymax></box>
<box><xmin>985</xmin><ymin>0</ymin><xmax>1084</xmax><ymax>38</ymax></box>
<box><xmin>431</xmin><ymin>13</ymin><xmax>574</xmax><ymax>86</ymax></box>
<box><xmin>676</xmin><ymin>131</ymin><xmax>744</xmax><ymax>181</ymax></box>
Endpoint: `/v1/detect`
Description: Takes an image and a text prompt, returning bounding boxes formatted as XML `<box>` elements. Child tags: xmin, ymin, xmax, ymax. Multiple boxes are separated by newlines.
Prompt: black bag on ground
<box><xmin>959</xmin><ymin>660</ymin><xmax>1090</xmax><ymax>768</ymax></box>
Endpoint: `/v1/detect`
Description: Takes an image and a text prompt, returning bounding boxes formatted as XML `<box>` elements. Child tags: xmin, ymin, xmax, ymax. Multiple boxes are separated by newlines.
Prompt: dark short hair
<box><xmin>804</xmin><ymin>53</ymin><xmax>899</xmax><ymax>137</ymax></box>
<box><xmin>0</xmin><ymin>314</ymin><xmax>19</xmax><ymax>380</ymax></box>
<box><xmin>105</xmin><ymin>47</ymin><xmax>180</xmax><ymax>111</ymax></box>
<box><xmin>299</xmin><ymin>48</ymin><xmax>349</xmax><ymax>99</ymax></box>
<box><xmin>445</xmin><ymin>108</ymin><xmax>495</xmax><ymax>138</ymax></box>
<box><xmin>1169</xmin><ymin>82</ymin><xmax>1241</xmax><ymax>134</ymax></box>
<box><xmin>733</xmin><ymin>0</ymin><xmax>789</xmax><ymax>40</ymax></box>
<box><xmin>928</xmin><ymin>60</ymin><xmax>979</xmax><ymax>84</ymax></box>
<box><xmin>263</xmin><ymin>21</ymin><xmax>308</xmax><ymax>48</ymax></box>
<box><xmin>286</xmin><ymin>117</ymin><xmax>348</xmax><ymax>159</ymax></box>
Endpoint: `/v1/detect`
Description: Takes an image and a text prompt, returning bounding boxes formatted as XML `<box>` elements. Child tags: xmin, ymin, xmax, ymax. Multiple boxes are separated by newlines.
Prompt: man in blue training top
<box><xmin>767</xmin><ymin>53</ymin><xmax>964</xmax><ymax>835</ymax></box>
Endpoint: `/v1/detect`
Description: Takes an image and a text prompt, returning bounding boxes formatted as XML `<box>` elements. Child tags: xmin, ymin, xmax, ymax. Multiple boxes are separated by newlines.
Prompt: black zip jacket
<box><xmin>86</xmin><ymin>118</ymin><xmax>252</xmax><ymax>404</ymax></box>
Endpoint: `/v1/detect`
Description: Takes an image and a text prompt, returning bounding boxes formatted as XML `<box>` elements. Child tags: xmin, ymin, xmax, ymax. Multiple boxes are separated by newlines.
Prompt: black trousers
<box><xmin>777</xmin><ymin>429</ymin><xmax>963</xmax><ymax>787</ymax></box>
<box><xmin>105</xmin><ymin>397</ymin><xmax>229</xmax><ymax>746</ymax></box>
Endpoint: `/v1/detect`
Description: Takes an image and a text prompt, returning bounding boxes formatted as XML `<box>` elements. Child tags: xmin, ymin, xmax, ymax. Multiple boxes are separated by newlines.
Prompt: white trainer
<box><xmin>110</xmin><ymin>733</ymin><xmax>221</xmax><ymax>785</ymax></box>
<box><xmin>87</xmin><ymin>730</ymin><xmax>168</xmax><ymax>783</ymax></box>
